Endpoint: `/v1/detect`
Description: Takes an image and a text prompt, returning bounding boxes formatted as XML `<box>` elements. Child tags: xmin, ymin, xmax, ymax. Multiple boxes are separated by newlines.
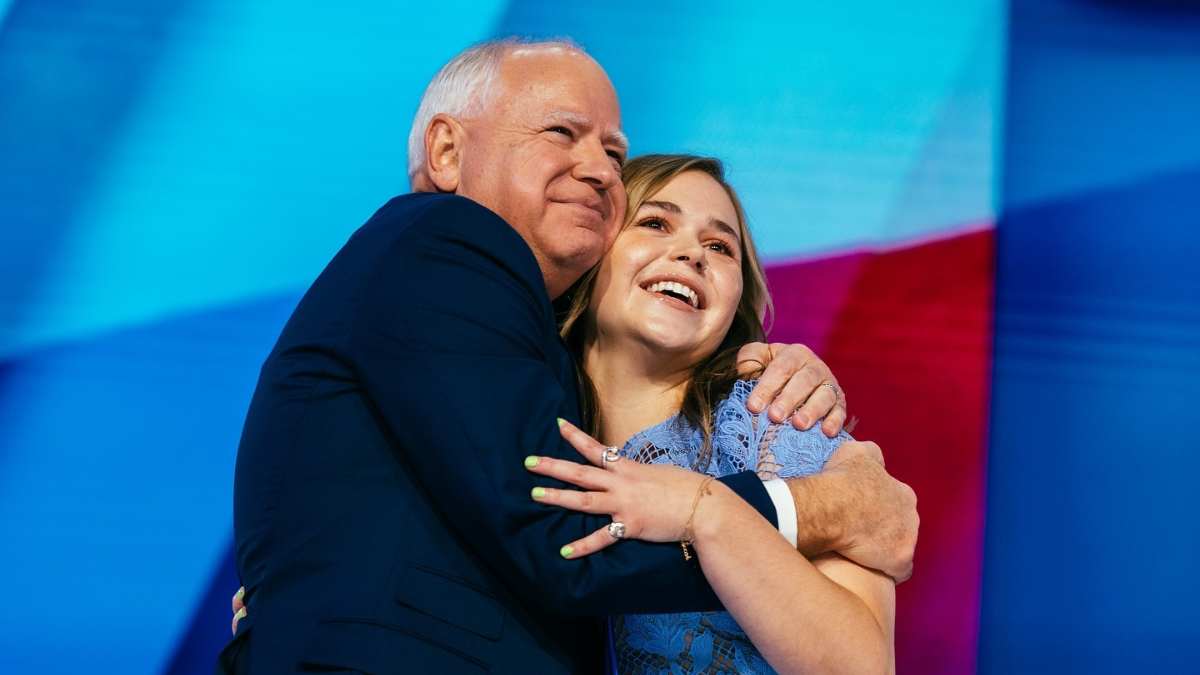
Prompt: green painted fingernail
<box><xmin>235</xmin><ymin>587</ymin><xmax>244</xmax><ymax>600</ymax></box>
<box><xmin>524</xmin><ymin>455</ymin><xmax>540</xmax><ymax>468</ymax></box>
<box><xmin>560</xmin><ymin>545</ymin><xmax>574</xmax><ymax>558</ymax></box>
<box><xmin>531</xmin><ymin>487</ymin><xmax>546</xmax><ymax>499</ymax></box>
<box><xmin>557</xmin><ymin>417</ymin><xmax>567</xmax><ymax>428</ymax></box>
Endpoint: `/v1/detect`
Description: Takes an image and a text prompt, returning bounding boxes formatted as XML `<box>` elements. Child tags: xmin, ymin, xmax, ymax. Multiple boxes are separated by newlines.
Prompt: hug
<box><xmin>223</xmin><ymin>38</ymin><xmax>917</xmax><ymax>674</ymax></box>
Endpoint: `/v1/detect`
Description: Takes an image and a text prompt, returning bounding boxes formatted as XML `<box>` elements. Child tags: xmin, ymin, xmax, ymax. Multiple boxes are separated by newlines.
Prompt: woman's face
<box><xmin>588</xmin><ymin>170</ymin><xmax>744</xmax><ymax>364</ymax></box>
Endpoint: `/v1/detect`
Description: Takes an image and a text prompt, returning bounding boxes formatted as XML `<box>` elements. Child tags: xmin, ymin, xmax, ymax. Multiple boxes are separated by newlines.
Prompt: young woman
<box><xmin>527</xmin><ymin>154</ymin><xmax>896</xmax><ymax>674</ymax></box>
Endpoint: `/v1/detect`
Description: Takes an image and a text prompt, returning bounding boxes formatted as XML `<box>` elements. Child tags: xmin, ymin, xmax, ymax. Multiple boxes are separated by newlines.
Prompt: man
<box><xmin>223</xmin><ymin>39</ymin><xmax>916</xmax><ymax>673</ymax></box>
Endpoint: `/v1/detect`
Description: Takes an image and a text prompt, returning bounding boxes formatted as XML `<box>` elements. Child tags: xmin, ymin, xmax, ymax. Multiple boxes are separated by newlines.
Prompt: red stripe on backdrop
<box><xmin>765</xmin><ymin>227</ymin><xmax>995</xmax><ymax>674</ymax></box>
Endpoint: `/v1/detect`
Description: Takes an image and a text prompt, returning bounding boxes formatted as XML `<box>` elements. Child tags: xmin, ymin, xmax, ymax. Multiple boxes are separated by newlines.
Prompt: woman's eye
<box><xmin>638</xmin><ymin>218</ymin><xmax>666</xmax><ymax>230</ymax></box>
<box><xmin>708</xmin><ymin>241</ymin><xmax>735</xmax><ymax>256</ymax></box>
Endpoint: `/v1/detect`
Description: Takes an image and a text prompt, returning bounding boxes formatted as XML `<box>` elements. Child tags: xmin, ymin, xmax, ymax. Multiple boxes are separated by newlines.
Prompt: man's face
<box><xmin>456</xmin><ymin>49</ymin><xmax>628</xmax><ymax>296</ymax></box>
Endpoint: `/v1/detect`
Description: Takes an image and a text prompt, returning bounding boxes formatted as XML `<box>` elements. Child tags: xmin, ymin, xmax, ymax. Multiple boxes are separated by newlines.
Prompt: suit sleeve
<box><xmin>347</xmin><ymin>199</ymin><xmax>778</xmax><ymax>615</ymax></box>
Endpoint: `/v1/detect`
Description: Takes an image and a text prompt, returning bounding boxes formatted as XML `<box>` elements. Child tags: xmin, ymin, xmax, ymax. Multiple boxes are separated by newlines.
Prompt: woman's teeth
<box><xmin>645</xmin><ymin>280</ymin><xmax>699</xmax><ymax>308</ymax></box>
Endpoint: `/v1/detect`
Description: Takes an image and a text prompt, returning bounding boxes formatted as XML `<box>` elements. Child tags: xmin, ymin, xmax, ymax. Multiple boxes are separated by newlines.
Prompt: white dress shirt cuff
<box><xmin>763</xmin><ymin>478</ymin><xmax>798</xmax><ymax>548</ymax></box>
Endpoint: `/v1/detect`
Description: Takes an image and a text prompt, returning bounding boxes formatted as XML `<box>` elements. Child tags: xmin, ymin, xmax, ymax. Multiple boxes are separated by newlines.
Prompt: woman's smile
<box><xmin>639</xmin><ymin>275</ymin><xmax>705</xmax><ymax>311</ymax></box>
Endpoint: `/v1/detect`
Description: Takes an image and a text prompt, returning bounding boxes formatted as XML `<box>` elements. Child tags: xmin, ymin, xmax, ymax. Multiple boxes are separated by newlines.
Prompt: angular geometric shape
<box><xmin>767</xmin><ymin>227</ymin><xmax>995</xmax><ymax>674</ymax></box>
<box><xmin>982</xmin><ymin>166</ymin><xmax>1200</xmax><ymax>673</ymax></box>
<box><xmin>0</xmin><ymin>292</ymin><xmax>298</xmax><ymax>674</ymax></box>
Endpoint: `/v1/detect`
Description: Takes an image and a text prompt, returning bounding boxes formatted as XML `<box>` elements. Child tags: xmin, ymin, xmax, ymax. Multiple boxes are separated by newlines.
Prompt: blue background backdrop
<box><xmin>0</xmin><ymin>1</ymin><xmax>1196</xmax><ymax>672</ymax></box>
<box><xmin>981</xmin><ymin>1</ymin><xmax>1200</xmax><ymax>671</ymax></box>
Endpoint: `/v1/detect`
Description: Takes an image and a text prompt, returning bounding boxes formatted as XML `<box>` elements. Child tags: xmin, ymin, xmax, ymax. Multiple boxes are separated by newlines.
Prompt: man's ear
<box><xmin>425</xmin><ymin>114</ymin><xmax>466</xmax><ymax>193</ymax></box>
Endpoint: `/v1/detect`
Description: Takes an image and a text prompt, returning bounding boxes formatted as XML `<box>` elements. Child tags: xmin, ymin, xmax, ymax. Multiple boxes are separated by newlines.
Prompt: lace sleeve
<box><xmin>712</xmin><ymin>380</ymin><xmax>851</xmax><ymax>480</ymax></box>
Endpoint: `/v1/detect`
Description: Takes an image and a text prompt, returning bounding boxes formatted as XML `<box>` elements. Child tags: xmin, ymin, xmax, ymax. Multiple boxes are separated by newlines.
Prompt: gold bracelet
<box><xmin>679</xmin><ymin>476</ymin><xmax>716</xmax><ymax>561</ymax></box>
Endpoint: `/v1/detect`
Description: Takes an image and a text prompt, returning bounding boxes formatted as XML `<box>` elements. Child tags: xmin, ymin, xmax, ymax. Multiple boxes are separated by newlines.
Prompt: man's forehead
<box><xmin>500</xmin><ymin>49</ymin><xmax>616</xmax><ymax>105</ymax></box>
<box><xmin>495</xmin><ymin>49</ymin><xmax>626</xmax><ymax>146</ymax></box>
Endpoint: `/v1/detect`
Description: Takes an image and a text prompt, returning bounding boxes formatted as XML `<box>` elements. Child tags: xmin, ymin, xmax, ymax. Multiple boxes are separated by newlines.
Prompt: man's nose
<box><xmin>572</xmin><ymin>139</ymin><xmax>620</xmax><ymax>191</ymax></box>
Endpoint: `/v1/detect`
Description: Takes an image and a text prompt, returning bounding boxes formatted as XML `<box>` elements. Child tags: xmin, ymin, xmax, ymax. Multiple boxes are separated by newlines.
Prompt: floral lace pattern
<box><xmin>614</xmin><ymin>380</ymin><xmax>850</xmax><ymax>674</ymax></box>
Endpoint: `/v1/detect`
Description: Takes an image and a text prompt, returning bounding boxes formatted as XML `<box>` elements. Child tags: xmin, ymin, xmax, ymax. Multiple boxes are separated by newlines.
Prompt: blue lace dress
<box><xmin>611</xmin><ymin>380</ymin><xmax>850</xmax><ymax>674</ymax></box>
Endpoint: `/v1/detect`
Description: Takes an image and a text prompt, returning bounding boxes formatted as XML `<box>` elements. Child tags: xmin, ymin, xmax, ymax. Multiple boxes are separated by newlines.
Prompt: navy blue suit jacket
<box><xmin>223</xmin><ymin>193</ymin><xmax>779</xmax><ymax>673</ymax></box>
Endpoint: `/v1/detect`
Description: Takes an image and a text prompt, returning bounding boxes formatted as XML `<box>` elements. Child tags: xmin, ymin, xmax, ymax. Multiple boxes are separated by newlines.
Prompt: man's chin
<box><xmin>549</xmin><ymin>243</ymin><xmax>603</xmax><ymax>281</ymax></box>
<box><xmin>563</xmin><ymin>247</ymin><xmax>604</xmax><ymax>273</ymax></box>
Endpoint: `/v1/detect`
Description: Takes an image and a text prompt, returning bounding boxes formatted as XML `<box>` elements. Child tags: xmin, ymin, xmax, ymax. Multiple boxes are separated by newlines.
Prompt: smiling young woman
<box><xmin>543</xmin><ymin>154</ymin><xmax>896</xmax><ymax>674</ymax></box>
<box><xmin>560</xmin><ymin>154</ymin><xmax>773</xmax><ymax>467</ymax></box>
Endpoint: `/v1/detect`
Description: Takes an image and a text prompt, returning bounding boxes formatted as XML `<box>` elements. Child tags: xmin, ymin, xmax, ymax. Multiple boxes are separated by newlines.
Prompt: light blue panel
<box><xmin>2</xmin><ymin>0</ymin><xmax>1006</xmax><ymax>360</ymax></box>
<box><xmin>0</xmin><ymin>1</ymin><xmax>511</xmax><ymax>671</ymax></box>
<box><xmin>0</xmin><ymin>3</ymin><xmax>1011</xmax><ymax>671</ymax></box>
<box><xmin>5</xmin><ymin>0</ymin><xmax>505</xmax><ymax>357</ymax></box>
<box><xmin>498</xmin><ymin>1</ymin><xmax>1004</xmax><ymax>260</ymax></box>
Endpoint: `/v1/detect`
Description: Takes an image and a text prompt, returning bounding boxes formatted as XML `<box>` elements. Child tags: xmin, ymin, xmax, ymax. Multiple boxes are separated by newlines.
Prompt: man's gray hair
<box><xmin>407</xmin><ymin>37</ymin><xmax>585</xmax><ymax>180</ymax></box>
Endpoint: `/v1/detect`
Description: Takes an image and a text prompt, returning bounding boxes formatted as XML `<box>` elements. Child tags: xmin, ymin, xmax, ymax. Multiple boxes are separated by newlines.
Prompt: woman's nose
<box><xmin>675</xmin><ymin>252</ymin><xmax>705</xmax><ymax>271</ymax></box>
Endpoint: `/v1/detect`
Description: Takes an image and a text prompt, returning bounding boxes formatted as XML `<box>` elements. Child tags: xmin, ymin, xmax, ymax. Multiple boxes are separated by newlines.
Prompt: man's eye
<box><xmin>547</xmin><ymin>126</ymin><xmax>573</xmax><ymax>139</ymax></box>
<box><xmin>607</xmin><ymin>150</ymin><xmax>625</xmax><ymax>167</ymax></box>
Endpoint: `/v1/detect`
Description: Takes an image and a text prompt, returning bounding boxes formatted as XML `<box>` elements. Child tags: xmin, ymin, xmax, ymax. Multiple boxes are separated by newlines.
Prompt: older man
<box><xmin>223</xmin><ymin>39</ymin><xmax>916</xmax><ymax>673</ymax></box>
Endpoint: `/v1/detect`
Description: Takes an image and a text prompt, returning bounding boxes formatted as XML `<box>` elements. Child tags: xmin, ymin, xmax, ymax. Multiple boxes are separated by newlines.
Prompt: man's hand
<box><xmin>737</xmin><ymin>342</ymin><xmax>847</xmax><ymax>437</ymax></box>
<box><xmin>788</xmin><ymin>441</ymin><xmax>918</xmax><ymax>582</ymax></box>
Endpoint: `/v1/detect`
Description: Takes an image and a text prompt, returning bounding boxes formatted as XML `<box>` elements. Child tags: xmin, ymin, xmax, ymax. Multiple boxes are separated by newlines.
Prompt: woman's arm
<box><xmin>692</xmin><ymin>481</ymin><xmax>895</xmax><ymax>674</ymax></box>
<box><xmin>527</xmin><ymin>420</ymin><xmax>896</xmax><ymax>674</ymax></box>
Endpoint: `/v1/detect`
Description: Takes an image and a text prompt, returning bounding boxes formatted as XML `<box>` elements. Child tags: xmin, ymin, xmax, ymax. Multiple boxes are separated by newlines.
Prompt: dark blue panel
<box><xmin>1002</xmin><ymin>0</ymin><xmax>1200</xmax><ymax>209</ymax></box>
<box><xmin>984</xmin><ymin>2</ymin><xmax>1200</xmax><ymax>665</ymax></box>
<box><xmin>983</xmin><ymin>166</ymin><xmax>1200</xmax><ymax>671</ymax></box>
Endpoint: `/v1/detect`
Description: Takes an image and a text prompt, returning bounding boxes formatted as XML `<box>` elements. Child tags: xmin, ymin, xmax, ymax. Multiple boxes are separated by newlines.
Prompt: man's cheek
<box><xmin>605</xmin><ymin>227</ymin><xmax>620</xmax><ymax>249</ymax></box>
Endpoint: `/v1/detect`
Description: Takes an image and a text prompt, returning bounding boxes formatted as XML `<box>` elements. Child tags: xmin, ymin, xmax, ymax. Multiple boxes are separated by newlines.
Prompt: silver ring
<box><xmin>601</xmin><ymin>446</ymin><xmax>622</xmax><ymax>469</ymax></box>
<box><xmin>607</xmin><ymin>521</ymin><xmax>627</xmax><ymax>540</ymax></box>
<box><xmin>821</xmin><ymin>382</ymin><xmax>839</xmax><ymax>397</ymax></box>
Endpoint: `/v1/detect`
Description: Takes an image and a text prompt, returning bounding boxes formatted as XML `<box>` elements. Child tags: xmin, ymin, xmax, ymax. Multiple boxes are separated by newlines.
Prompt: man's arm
<box><xmin>786</xmin><ymin>441</ymin><xmax>919</xmax><ymax>582</ymax></box>
<box><xmin>347</xmin><ymin>197</ymin><xmax>776</xmax><ymax>615</ymax></box>
<box><xmin>733</xmin><ymin>339</ymin><xmax>916</xmax><ymax>576</ymax></box>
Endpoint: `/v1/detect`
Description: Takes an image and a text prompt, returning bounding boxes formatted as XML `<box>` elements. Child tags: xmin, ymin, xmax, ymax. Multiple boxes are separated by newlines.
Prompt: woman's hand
<box><xmin>231</xmin><ymin>587</ymin><xmax>246</xmax><ymax>634</ymax></box>
<box><xmin>525</xmin><ymin>419</ymin><xmax>712</xmax><ymax>558</ymax></box>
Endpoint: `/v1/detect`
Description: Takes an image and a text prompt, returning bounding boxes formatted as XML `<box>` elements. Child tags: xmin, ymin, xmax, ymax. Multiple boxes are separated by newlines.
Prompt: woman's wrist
<box><xmin>689</xmin><ymin>479</ymin><xmax>742</xmax><ymax>550</ymax></box>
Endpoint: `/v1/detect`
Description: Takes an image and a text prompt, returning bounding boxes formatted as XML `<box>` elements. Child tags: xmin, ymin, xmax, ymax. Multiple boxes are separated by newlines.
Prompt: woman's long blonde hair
<box><xmin>559</xmin><ymin>154</ymin><xmax>774</xmax><ymax>470</ymax></box>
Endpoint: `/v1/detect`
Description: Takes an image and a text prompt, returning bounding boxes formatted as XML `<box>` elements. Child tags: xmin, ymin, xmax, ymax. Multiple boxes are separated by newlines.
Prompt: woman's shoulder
<box><xmin>713</xmin><ymin>379</ymin><xmax>851</xmax><ymax>479</ymax></box>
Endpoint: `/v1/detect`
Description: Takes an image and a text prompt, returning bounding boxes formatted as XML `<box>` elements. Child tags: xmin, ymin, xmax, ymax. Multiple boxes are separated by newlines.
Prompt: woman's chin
<box><xmin>631</xmin><ymin>329</ymin><xmax>711</xmax><ymax>361</ymax></box>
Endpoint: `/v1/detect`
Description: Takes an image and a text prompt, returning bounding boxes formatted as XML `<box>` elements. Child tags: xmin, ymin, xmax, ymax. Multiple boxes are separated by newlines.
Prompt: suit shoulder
<box><xmin>359</xmin><ymin>192</ymin><xmax>522</xmax><ymax>248</ymax></box>
<box><xmin>351</xmin><ymin>193</ymin><xmax>549</xmax><ymax>310</ymax></box>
